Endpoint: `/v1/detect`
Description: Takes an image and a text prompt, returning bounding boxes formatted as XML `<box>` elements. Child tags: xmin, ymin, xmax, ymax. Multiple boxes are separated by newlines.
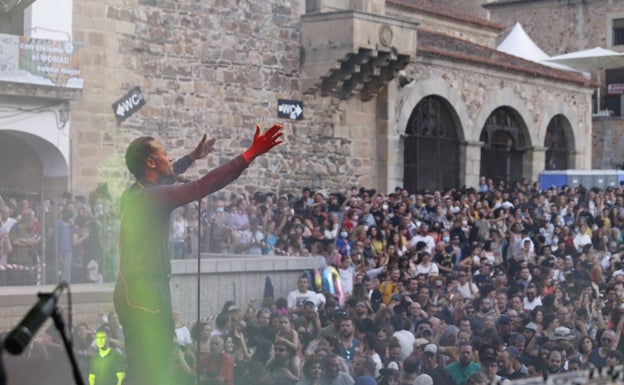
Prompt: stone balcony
<box><xmin>301</xmin><ymin>10</ymin><xmax>418</xmax><ymax>101</ymax></box>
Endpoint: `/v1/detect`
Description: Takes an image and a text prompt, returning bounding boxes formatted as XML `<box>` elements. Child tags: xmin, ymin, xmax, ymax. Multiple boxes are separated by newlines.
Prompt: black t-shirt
<box><xmin>89</xmin><ymin>349</ymin><xmax>125</xmax><ymax>385</ymax></box>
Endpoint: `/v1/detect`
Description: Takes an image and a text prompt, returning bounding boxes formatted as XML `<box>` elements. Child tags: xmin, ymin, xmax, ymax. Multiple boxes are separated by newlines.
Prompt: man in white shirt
<box><xmin>522</xmin><ymin>285</ymin><xmax>542</xmax><ymax>312</ymax></box>
<box><xmin>287</xmin><ymin>275</ymin><xmax>324</xmax><ymax>313</ymax></box>
<box><xmin>237</xmin><ymin>217</ymin><xmax>264</xmax><ymax>255</ymax></box>
<box><xmin>0</xmin><ymin>205</ymin><xmax>17</xmax><ymax>235</ymax></box>
<box><xmin>408</xmin><ymin>224</ymin><xmax>435</xmax><ymax>254</ymax></box>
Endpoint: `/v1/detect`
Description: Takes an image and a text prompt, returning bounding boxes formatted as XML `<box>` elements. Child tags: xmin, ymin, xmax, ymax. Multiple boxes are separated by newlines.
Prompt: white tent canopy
<box><xmin>545</xmin><ymin>47</ymin><xmax>624</xmax><ymax>114</ymax></box>
<box><xmin>497</xmin><ymin>22</ymin><xmax>582</xmax><ymax>73</ymax></box>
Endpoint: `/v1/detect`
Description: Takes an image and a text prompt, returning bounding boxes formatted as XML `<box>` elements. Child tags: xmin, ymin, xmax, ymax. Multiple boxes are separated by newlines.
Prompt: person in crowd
<box><xmin>480</xmin><ymin>354</ymin><xmax>510</xmax><ymax>385</ymax></box>
<box><xmin>349</xmin><ymin>356</ymin><xmax>376</xmax><ymax>385</ymax></box>
<box><xmin>88</xmin><ymin>328</ymin><xmax>126</xmax><ymax>385</ymax></box>
<box><xmin>546</xmin><ymin>349</ymin><xmax>565</xmax><ymax>375</ymax></box>
<box><xmin>200</xmin><ymin>335</ymin><xmax>235</xmax><ymax>385</ymax></box>
<box><xmin>276</xmin><ymin>315</ymin><xmax>302</xmax><ymax>358</ymax></box>
<box><xmin>259</xmin><ymin>340</ymin><xmax>300</xmax><ymax>385</ymax></box>
<box><xmin>336</xmin><ymin>317</ymin><xmax>359</xmax><ymax>363</ymax></box>
<box><xmin>588</xmin><ymin>328</ymin><xmax>617</xmax><ymax>368</ymax></box>
<box><xmin>288</xmin><ymin>275</ymin><xmax>324</xmax><ymax>314</ymax></box>
<box><xmin>297</xmin><ymin>355</ymin><xmax>323</xmax><ymax>385</ymax></box>
<box><xmin>421</xmin><ymin>343</ymin><xmax>455</xmax><ymax>384</ymax></box>
<box><xmin>8</xmin><ymin>213</ymin><xmax>40</xmax><ymax>284</ymax></box>
<box><xmin>191</xmin><ymin>321</ymin><xmax>212</xmax><ymax>357</ymax></box>
<box><xmin>446</xmin><ymin>342</ymin><xmax>481</xmax><ymax>385</ymax></box>
<box><xmin>11</xmin><ymin>166</ymin><xmax>624</xmax><ymax>385</ymax></box>
<box><xmin>321</xmin><ymin>353</ymin><xmax>354</xmax><ymax>385</ymax></box>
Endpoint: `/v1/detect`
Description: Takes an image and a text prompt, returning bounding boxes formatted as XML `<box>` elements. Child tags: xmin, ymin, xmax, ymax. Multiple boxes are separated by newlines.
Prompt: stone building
<box><xmin>480</xmin><ymin>0</ymin><xmax>624</xmax><ymax>169</ymax></box>
<box><xmin>0</xmin><ymin>0</ymin><xmax>595</xmax><ymax>199</ymax></box>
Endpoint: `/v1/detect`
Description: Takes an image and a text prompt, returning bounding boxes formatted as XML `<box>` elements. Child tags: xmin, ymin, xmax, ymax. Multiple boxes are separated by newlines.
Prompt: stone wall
<box><xmin>484</xmin><ymin>0</ymin><xmax>624</xmax><ymax>170</ymax></box>
<box><xmin>71</xmin><ymin>0</ymin><xmax>390</xmax><ymax>197</ymax></box>
<box><xmin>68</xmin><ymin>0</ymin><xmax>597</xmax><ymax>199</ymax></box>
<box><xmin>393</xmin><ymin>58</ymin><xmax>593</xmax><ymax>186</ymax></box>
<box><xmin>592</xmin><ymin>117</ymin><xmax>624</xmax><ymax>169</ymax></box>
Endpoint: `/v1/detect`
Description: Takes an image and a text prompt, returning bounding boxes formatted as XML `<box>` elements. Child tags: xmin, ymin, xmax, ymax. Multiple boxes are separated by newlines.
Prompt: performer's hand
<box><xmin>189</xmin><ymin>134</ymin><xmax>216</xmax><ymax>161</ymax></box>
<box><xmin>242</xmin><ymin>123</ymin><xmax>283</xmax><ymax>164</ymax></box>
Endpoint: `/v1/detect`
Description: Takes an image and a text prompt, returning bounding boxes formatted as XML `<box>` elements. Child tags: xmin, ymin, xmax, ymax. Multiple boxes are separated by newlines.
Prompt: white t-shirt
<box><xmin>408</xmin><ymin>234</ymin><xmax>436</xmax><ymax>254</ymax></box>
<box><xmin>0</xmin><ymin>217</ymin><xmax>17</xmax><ymax>236</ymax></box>
<box><xmin>175</xmin><ymin>325</ymin><xmax>192</xmax><ymax>346</ymax></box>
<box><xmin>287</xmin><ymin>289</ymin><xmax>322</xmax><ymax>310</ymax></box>
<box><xmin>415</xmin><ymin>263</ymin><xmax>439</xmax><ymax>277</ymax></box>
<box><xmin>238</xmin><ymin>229</ymin><xmax>264</xmax><ymax>255</ymax></box>
<box><xmin>171</xmin><ymin>218</ymin><xmax>187</xmax><ymax>242</ymax></box>
<box><xmin>457</xmin><ymin>281</ymin><xmax>479</xmax><ymax>299</ymax></box>
<box><xmin>523</xmin><ymin>296</ymin><xmax>543</xmax><ymax>311</ymax></box>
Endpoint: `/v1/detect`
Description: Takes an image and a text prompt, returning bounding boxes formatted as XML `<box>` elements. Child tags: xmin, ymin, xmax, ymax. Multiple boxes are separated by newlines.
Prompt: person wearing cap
<box><xmin>319</xmin><ymin>308</ymin><xmax>348</xmax><ymax>340</ymax></box>
<box><xmin>480</xmin><ymin>354</ymin><xmax>510</xmax><ymax>385</ymax></box>
<box><xmin>421</xmin><ymin>343</ymin><xmax>456</xmax><ymax>385</ymax></box>
<box><xmin>446</xmin><ymin>342</ymin><xmax>481</xmax><ymax>385</ymax></box>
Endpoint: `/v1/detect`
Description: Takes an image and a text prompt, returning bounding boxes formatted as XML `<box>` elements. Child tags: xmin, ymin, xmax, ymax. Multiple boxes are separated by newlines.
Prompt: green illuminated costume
<box><xmin>113</xmin><ymin>155</ymin><xmax>248</xmax><ymax>385</ymax></box>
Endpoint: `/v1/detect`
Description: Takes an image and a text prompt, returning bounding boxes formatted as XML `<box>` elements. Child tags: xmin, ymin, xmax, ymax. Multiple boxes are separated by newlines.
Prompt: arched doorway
<box><xmin>544</xmin><ymin>114</ymin><xmax>572</xmax><ymax>170</ymax></box>
<box><xmin>403</xmin><ymin>96</ymin><xmax>460</xmax><ymax>192</ymax></box>
<box><xmin>479</xmin><ymin>107</ymin><xmax>529</xmax><ymax>185</ymax></box>
<box><xmin>0</xmin><ymin>130</ymin><xmax>69</xmax><ymax>199</ymax></box>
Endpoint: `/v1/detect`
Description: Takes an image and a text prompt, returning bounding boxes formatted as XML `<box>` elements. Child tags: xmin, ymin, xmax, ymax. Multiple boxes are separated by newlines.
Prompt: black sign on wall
<box><xmin>277</xmin><ymin>99</ymin><xmax>304</xmax><ymax>120</ymax></box>
<box><xmin>112</xmin><ymin>86</ymin><xmax>146</xmax><ymax>124</ymax></box>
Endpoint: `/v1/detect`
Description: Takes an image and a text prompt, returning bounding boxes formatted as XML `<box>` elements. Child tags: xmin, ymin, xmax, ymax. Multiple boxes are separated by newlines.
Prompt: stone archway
<box><xmin>544</xmin><ymin>114</ymin><xmax>573</xmax><ymax>170</ymax></box>
<box><xmin>479</xmin><ymin>107</ymin><xmax>529</xmax><ymax>185</ymax></box>
<box><xmin>0</xmin><ymin>130</ymin><xmax>69</xmax><ymax>199</ymax></box>
<box><xmin>403</xmin><ymin>95</ymin><xmax>461</xmax><ymax>192</ymax></box>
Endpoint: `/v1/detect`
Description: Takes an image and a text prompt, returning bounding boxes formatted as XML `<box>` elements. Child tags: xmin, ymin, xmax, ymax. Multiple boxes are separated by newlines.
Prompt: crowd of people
<box><xmin>0</xmin><ymin>184</ymin><xmax>117</xmax><ymax>285</ymax></box>
<box><xmin>3</xmin><ymin>176</ymin><xmax>624</xmax><ymax>384</ymax></box>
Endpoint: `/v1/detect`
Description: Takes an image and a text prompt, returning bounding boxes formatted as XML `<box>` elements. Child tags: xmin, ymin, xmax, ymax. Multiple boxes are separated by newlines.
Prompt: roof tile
<box><xmin>416</xmin><ymin>28</ymin><xmax>597</xmax><ymax>87</ymax></box>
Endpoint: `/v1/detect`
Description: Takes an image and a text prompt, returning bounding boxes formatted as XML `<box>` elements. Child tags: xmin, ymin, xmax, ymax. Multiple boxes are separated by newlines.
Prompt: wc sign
<box><xmin>277</xmin><ymin>99</ymin><xmax>304</xmax><ymax>120</ymax></box>
<box><xmin>112</xmin><ymin>86</ymin><xmax>146</xmax><ymax>124</ymax></box>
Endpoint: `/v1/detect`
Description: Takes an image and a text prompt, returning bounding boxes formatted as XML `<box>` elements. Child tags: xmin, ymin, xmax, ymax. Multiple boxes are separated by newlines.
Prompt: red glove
<box><xmin>242</xmin><ymin>123</ymin><xmax>284</xmax><ymax>164</ymax></box>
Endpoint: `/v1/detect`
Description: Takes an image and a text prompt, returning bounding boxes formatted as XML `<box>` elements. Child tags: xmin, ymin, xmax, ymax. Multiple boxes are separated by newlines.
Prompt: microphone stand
<box><xmin>50</xmin><ymin>301</ymin><xmax>84</xmax><ymax>385</ymax></box>
<box><xmin>195</xmin><ymin>197</ymin><xmax>202</xmax><ymax>385</ymax></box>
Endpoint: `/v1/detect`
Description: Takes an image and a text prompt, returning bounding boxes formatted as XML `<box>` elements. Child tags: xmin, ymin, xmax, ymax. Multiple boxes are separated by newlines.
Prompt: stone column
<box><xmin>528</xmin><ymin>145</ymin><xmax>546</xmax><ymax>183</ymax></box>
<box><xmin>463</xmin><ymin>141</ymin><xmax>483</xmax><ymax>189</ymax></box>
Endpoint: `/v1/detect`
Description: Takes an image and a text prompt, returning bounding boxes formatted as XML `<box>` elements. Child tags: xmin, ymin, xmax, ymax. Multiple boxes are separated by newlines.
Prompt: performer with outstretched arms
<box><xmin>114</xmin><ymin>124</ymin><xmax>283</xmax><ymax>385</ymax></box>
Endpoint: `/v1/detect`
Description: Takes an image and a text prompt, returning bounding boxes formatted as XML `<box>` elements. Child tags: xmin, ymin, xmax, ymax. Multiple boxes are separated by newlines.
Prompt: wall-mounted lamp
<box><xmin>58</xmin><ymin>102</ymin><xmax>70</xmax><ymax>128</ymax></box>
